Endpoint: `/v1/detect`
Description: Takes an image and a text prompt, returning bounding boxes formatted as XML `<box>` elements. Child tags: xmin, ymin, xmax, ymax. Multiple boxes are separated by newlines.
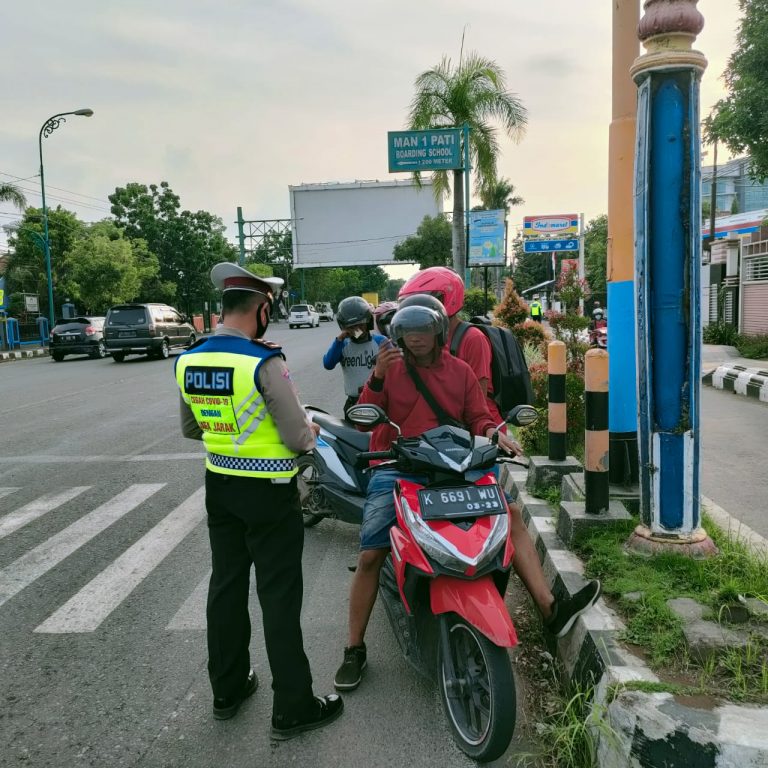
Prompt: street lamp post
<box><xmin>38</xmin><ymin>108</ymin><xmax>93</xmax><ymax>327</ymax></box>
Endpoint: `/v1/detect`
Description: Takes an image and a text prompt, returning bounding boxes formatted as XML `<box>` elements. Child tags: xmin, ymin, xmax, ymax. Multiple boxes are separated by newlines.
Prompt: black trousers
<box><xmin>205</xmin><ymin>470</ymin><xmax>315</xmax><ymax>718</ymax></box>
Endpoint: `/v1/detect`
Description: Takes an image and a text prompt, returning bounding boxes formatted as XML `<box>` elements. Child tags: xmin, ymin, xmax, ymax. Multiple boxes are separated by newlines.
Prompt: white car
<box><xmin>316</xmin><ymin>302</ymin><xmax>334</xmax><ymax>322</ymax></box>
<box><xmin>289</xmin><ymin>304</ymin><xmax>320</xmax><ymax>329</ymax></box>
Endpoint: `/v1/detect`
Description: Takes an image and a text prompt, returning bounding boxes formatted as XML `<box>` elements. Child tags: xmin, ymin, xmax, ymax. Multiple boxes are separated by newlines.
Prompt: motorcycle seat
<box><xmin>313</xmin><ymin>412</ymin><xmax>371</xmax><ymax>452</ymax></box>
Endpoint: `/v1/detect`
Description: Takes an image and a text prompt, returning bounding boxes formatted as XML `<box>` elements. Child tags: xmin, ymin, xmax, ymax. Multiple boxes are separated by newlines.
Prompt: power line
<box><xmin>0</xmin><ymin>170</ymin><xmax>109</xmax><ymax>204</ymax></box>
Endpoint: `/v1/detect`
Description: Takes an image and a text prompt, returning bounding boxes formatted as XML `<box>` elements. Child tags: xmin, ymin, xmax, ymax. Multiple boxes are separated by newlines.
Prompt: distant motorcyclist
<box><xmin>322</xmin><ymin>296</ymin><xmax>387</xmax><ymax>417</ymax></box>
<box><xmin>372</xmin><ymin>300</ymin><xmax>398</xmax><ymax>338</ymax></box>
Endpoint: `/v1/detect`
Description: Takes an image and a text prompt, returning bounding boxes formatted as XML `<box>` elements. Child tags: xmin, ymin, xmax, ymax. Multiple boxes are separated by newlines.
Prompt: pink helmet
<box><xmin>398</xmin><ymin>266</ymin><xmax>465</xmax><ymax>317</ymax></box>
<box><xmin>373</xmin><ymin>301</ymin><xmax>398</xmax><ymax>337</ymax></box>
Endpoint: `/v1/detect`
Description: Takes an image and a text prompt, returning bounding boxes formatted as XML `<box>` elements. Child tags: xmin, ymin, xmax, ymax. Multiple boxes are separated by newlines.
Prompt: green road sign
<box><xmin>388</xmin><ymin>129</ymin><xmax>462</xmax><ymax>173</ymax></box>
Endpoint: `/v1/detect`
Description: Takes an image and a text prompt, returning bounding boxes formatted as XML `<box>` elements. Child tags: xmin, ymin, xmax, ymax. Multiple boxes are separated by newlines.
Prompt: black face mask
<box><xmin>254</xmin><ymin>301</ymin><xmax>271</xmax><ymax>339</ymax></box>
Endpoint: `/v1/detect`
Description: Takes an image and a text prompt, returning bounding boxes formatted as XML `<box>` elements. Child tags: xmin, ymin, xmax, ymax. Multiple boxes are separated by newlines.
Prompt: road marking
<box><xmin>0</xmin><ymin>487</ymin><xmax>20</xmax><ymax>501</ymax></box>
<box><xmin>166</xmin><ymin>570</ymin><xmax>210</xmax><ymax>631</ymax></box>
<box><xmin>36</xmin><ymin>487</ymin><xmax>205</xmax><ymax>633</ymax></box>
<box><xmin>0</xmin><ymin>487</ymin><xmax>90</xmax><ymax>540</ymax></box>
<box><xmin>0</xmin><ymin>484</ymin><xmax>164</xmax><ymax>610</ymax></box>
<box><xmin>166</xmin><ymin>568</ymin><xmax>256</xmax><ymax>631</ymax></box>
<box><xmin>0</xmin><ymin>453</ymin><xmax>202</xmax><ymax>464</ymax></box>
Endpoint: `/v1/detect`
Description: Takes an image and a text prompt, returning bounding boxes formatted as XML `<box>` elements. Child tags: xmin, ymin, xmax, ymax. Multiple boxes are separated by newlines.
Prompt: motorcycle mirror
<box><xmin>505</xmin><ymin>404</ymin><xmax>539</xmax><ymax>428</ymax></box>
<box><xmin>345</xmin><ymin>404</ymin><xmax>390</xmax><ymax>427</ymax></box>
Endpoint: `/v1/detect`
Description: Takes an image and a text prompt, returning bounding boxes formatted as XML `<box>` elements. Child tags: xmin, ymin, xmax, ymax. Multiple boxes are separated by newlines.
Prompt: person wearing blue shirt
<box><xmin>322</xmin><ymin>296</ymin><xmax>386</xmax><ymax>417</ymax></box>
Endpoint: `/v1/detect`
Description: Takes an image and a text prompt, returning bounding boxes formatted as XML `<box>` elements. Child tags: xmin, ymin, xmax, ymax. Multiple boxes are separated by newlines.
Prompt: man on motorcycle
<box><xmin>334</xmin><ymin>302</ymin><xmax>600</xmax><ymax>691</ymax></box>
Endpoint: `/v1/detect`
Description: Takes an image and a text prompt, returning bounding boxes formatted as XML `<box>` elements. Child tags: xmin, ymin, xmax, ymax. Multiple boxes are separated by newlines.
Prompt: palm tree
<box><xmin>409</xmin><ymin>53</ymin><xmax>527</xmax><ymax>275</ymax></box>
<box><xmin>0</xmin><ymin>182</ymin><xmax>27</xmax><ymax>210</ymax></box>
<box><xmin>478</xmin><ymin>177</ymin><xmax>524</xmax><ymax>213</ymax></box>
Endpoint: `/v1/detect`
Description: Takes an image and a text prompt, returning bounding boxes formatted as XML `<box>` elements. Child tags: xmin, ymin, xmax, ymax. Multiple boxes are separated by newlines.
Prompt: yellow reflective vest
<box><xmin>530</xmin><ymin>301</ymin><xmax>543</xmax><ymax>319</ymax></box>
<box><xmin>175</xmin><ymin>336</ymin><xmax>297</xmax><ymax>478</ymax></box>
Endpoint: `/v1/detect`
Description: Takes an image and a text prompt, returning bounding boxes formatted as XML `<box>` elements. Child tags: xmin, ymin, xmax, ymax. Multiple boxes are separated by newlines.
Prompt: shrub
<box><xmin>511</xmin><ymin>319</ymin><xmax>549</xmax><ymax>353</ymax></box>
<box><xmin>494</xmin><ymin>278</ymin><xmax>529</xmax><ymax>327</ymax></box>
<box><xmin>463</xmin><ymin>287</ymin><xmax>497</xmax><ymax>318</ymax></box>
<box><xmin>518</xmin><ymin>364</ymin><xmax>586</xmax><ymax>461</ymax></box>
<box><xmin>703</xmin><ymin>322</ymin><xmax>739</xmax><ymax>346</ymax></box>
<box><xmin>736</xmin><ymin>333</ymin><xmax>768</xmax><ymax>360</ymax></box>
<box><xmin>547</xmin><ymin>311</ymin><xmax>590</xmax><ymax>373</ymax></box>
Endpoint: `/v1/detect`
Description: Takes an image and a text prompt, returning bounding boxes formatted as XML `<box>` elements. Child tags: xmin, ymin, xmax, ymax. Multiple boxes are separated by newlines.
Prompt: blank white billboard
<box><xmin>289</xmin><ymin>179</ymin><xmax>442</xmax><ymax>269</ymax></box>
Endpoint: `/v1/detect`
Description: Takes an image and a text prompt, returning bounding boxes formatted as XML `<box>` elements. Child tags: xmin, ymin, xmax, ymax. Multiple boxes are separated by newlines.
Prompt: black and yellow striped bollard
<box><xmin>585</xmin><ymin>348</ymin><xmax>609</xmax><ymax>514</ymax></box>
<box><xmin>548</xmin><ymin>340</ymin><xmax>567</xmax><ymax>461</ymax></box>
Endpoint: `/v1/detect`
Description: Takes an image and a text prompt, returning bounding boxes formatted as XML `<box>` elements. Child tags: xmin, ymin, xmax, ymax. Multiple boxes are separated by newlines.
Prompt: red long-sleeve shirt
<box><xmin>357</xmin><ymin>349</ymin><xmax>498</xmax><ymax>455</ymax></box>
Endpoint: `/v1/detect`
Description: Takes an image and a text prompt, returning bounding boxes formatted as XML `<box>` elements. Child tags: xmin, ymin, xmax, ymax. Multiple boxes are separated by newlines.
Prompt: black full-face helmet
<box><xmin>390</xmin><ymin>305</ymin><xmax>448</xmax><ymax>350</ymax></box>
<box><xmin>395</xmin><ymin>294</ymin><xmax>449</xmax><ymax>342</ymax></box>
<box><xmin>336</xmin><ymin>296</ymin><xmax>374</xmax><ymax>331</ymax></box>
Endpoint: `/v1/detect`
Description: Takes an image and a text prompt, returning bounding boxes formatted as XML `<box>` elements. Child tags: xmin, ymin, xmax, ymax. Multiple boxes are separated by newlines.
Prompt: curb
<box><xmin>0</xmin><ymin>348</ymin><xmax>49</xmax><ymax>363</ymax></box>
<box><xmin>500</xmin><ymin>466</ymin><xmax>768</xmax><ymax>767</ymax></box>
<box><xmin>704</xmin><ymin>364</ymin><xmax>768</xmax><ymax>402</ymax></box>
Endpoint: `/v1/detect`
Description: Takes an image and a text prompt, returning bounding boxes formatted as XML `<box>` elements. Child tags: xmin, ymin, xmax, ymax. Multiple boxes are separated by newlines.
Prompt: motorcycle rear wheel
<box><xmin>296</xmin><ymin>454</ymin><xmax>327</xmax><ymax>528</ymax></box>
<box><xmin>438</xmin><ymin>615</ymin><xmax>516</xmax><ymax>762</ymax></box>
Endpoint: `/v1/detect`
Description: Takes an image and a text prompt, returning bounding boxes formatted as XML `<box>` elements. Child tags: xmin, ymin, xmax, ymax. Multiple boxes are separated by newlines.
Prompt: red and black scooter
<box><xmin>337</xmin><ymin>402</ymin><xmax>538</xmax><ymax>762</ymax></box>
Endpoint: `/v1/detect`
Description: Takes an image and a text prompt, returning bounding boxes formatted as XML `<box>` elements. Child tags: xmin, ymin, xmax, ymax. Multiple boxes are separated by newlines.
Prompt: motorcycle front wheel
<box><xmin>438</xmin><ymin>615</ymin><xmax>516</xmax><ymax>763</ymax></box>
<box><xmin>296</xmin><ymin>454</ymin><xmax>327</xmax><ymax>528</ymax></box>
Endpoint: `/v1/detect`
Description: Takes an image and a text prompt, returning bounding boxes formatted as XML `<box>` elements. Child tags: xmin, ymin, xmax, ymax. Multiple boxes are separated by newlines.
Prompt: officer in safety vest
<box><xmin>175</xmin><ymin>262</ymin><xmax>343</xmax><ymax>738</ymax></box>
<box><xmin>530</xmin><ymin>295</ymin><xmax>543</xmax><ymax>323</ymax></box>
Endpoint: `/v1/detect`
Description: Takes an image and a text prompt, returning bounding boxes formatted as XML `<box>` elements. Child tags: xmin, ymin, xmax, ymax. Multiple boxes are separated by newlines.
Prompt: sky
<box><xmin>0</xmin><ymin>0</ymin><xmax>743</xmax><ymax>281</ymax></box>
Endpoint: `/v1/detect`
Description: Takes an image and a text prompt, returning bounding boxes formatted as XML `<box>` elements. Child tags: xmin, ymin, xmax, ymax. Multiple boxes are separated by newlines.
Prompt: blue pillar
<box><xmin>629</xmin><ymin>0</ymin><xmax>716</xmax><ymax>555</ymax></box>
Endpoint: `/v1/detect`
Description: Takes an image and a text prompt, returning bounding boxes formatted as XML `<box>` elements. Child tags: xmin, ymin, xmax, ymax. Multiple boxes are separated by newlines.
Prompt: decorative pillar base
<box><xmin>626</xmin><ymin>524</ymin><xmax>718</xmax><ymax>559</ymax></box>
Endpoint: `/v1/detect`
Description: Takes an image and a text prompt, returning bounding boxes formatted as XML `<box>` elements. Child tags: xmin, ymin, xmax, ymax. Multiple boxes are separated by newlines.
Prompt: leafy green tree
<box><xmin>393</xmin><ymin>215</ymin><xmax>452</xmax><ymax>269</ymax></box>
<box><xmin>476</xmin><ymin>177</ymin><xmax>524</xmax><ymax>212</ymax></box>
<box><xmin>0</xmin><ymin>182</ymin><xmax>27</xmax><ymax>210</ymax></box>
<box><xmin>409</xmin><ymin>54</ymin><xmax>527</xmax><ymax>274</ymax></box>
<box><xmin>109</xmin><ymin>182</ymin><xmax>236</xmax><ymax>313</ymax></box>
<box><xmin>384</xmin><ymin>278</ymin><xmax>406</xmax><ymax>301</ymax></box>
<box><xmin>463</xmin><ymin>288</ymin><xmax>496</xmax><ymax>317</ymax></box>
<box><xmin>584</xmin><ymin>214</ymin><xmax>608</xmax><ymax>295</ymax></box>
<box><xmin>707</xmin><ymin>1</ymin><xmax>768</xmax><ymax>179</ymax></box>
<box><xmin>247</xmin><ymin>230</ymin><xmax>293</xmax><ymax>288</ymax></box>
<box><xmin>4</xmin><ymin>206</ymin><xmax>85</xmax><ymax>319</ymax></box>
<box><xmin>511</xmin><ymin>236</ymin><xmax>550</xmax><ymax>294</ymax></box>
<box><xmin>59</xmin><ymin>223</ymin><xmax>146</xmax><ymax>312</ymax></box>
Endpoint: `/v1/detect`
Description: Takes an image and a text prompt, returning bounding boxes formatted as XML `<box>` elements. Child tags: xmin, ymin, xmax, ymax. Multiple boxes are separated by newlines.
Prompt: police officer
<box><xmin>530</xmin><ymin>295</ymin><xmax>543</xmax><ymax>322</ymax></box>
<box><xmin>175</xmin><ymin>262</ymin><xmax>343</xmax><ymax>739</ymax></box>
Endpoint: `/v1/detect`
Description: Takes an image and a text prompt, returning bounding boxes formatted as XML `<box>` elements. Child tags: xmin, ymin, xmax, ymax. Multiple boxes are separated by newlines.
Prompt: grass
<box><xmin>530</xmin><ymin>484</ymin><xmax>562</xmax><ymax>509</ymax></box>
<box><xmin>573</xmin><ymin>514</ymin><xmax>768</xmax><ymax>703</ymax></box>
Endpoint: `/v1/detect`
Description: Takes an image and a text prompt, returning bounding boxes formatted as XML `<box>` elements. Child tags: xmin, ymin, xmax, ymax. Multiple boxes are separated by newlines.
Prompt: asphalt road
<box><xmin>0</xmin><ymin>323</ymin><xmax>531</xmax><ymax>768</ymax></box>
<box><xmin>700</xmin><ymin>386</ymin><xmax>768</xmax><ymax>538</ymax></box>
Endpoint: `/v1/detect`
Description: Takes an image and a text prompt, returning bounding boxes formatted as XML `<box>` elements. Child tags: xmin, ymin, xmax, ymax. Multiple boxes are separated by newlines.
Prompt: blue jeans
<box><xmin>359</xmin><ymin>470</ymin><xmax>426</xmax><ymax>550</ymax></box>
<box><xmin>359</xmin><ymin>468</ymin><xmax>512</xmax><ymax>550</ymax></box>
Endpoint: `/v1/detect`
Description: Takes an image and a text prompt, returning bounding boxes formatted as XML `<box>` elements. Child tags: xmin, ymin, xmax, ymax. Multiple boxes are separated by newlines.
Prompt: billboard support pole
<box><xmin>236</xmin><ymin>206</ymin><xmax>246</xmax><ymax>266</ymax></box>
<box><xmin>579</xmin><ymin>212</ymin><xmax>585</xmax><ymax>315</ymax></box>
<box><xmin>463</xmin><ymin>122</ymin><xmax>471</xmax><ymax>286</ymax></box>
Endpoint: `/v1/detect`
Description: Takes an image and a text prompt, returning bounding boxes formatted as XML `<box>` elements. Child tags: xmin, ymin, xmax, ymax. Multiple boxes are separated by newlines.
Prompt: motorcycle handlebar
<box><xmin>356</xmin><ymin>450</ymin><xmax>395</xmax><ymax>466</ymax></box>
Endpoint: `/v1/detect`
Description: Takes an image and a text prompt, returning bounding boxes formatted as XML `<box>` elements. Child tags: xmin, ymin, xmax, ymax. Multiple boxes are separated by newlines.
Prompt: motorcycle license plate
<box><xmin>418</xmin><ymin>484</ymin><xmax>504</xmax><ymax>520</ymax></box>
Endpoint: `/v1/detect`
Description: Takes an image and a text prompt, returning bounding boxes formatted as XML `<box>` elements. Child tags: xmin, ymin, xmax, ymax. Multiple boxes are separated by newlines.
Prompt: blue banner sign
<box><xmin>388</xmin><ymin>129</ymin><xmax>462</xmax><ymax>173</ymax></box>
<box><xmin>468</xmin><ymin>209</ymin><xmax>506</xmax><ymax>266</ymax></box>
<box><xmin>523</xmin><ymin>238</ymin><xmax>579</xmax><ymax>253</ymax></box>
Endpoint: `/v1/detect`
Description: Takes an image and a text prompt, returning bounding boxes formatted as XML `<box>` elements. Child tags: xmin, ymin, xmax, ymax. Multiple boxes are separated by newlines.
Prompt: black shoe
<box><xmin>545</xmin><ymin>580</ymin><xmax>602</xmax><ymax>638</ymax></box>
<box><xmin>270</xmin><ymin>694</ymin><xmax>344</xmax><ymax>740</ymax></box>
<box><xmin>333</xmin><ymin>644</ymin><xmax>367</xmax><ymax>691</ymax></box>
<box><xmin>212</xmin><ymin>669</ymin><xmax>258</xmax><ymax>720</ymax></box>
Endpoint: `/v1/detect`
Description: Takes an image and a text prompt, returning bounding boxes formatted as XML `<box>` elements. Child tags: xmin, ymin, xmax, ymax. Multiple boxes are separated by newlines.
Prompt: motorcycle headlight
<box><xmin>400</xmin><ymin>496</ymin><xmax>509</xmax><ymax>572</ymax></box>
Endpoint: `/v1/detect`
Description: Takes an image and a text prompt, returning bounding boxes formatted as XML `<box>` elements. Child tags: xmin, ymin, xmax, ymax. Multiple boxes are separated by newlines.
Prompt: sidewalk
<box><xmin>0</xmin><ymin>347</ymin><xmax>48</xmax><ymax>363</ymax></box>
<box><xmin>703</xmin><ymin>343</ymin><xmax>768</xmax><ymax>401</ymax></box>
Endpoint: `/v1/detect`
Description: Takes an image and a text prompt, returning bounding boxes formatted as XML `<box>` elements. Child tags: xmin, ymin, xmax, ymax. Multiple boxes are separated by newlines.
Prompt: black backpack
<box><xmin>449</xmin><ymin>317</ymin><xmax>535</xmax><ymax>412</ymax></box>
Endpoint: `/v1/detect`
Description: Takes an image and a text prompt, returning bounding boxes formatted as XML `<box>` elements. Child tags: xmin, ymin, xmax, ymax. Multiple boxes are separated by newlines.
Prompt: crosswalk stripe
<box><xmin>0</xmin><ymin>483</ymin><xmax>165</xmax><ymax>610</ymax></box>
<box><xmin>35</xmin><ymin>487</ymin><xmax>205</xmax><ymax>633</ymax></box>
<box><xmin>166</xmin><ymin>570</ymin><xmax>210</xmax><ymax>631</ymax></box>
<box><xmin>0</xmin><ymin>487</ymin><xmax>91</xmax><ymax>540</ymax></box>
<box><xmin>0</xmin><ymin>488</ymin><xmax>21</xmax><ymax>501</ymax></box>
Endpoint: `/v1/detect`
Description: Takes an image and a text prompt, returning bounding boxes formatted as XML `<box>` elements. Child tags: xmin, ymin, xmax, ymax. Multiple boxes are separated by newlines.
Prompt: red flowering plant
<box><xmin>546</xmin><ymin>265</ymin><xmax>590</xmax><ymax>373</ymax></box>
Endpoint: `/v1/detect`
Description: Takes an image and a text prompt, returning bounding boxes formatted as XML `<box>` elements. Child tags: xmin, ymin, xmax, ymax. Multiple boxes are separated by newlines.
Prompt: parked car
<box><xmin>316</xmin><ymin>302</ymin><xmax>334</xmax><ymax>322</ymax></box>
<box><xmin>289</xmin><ymin>304</ymin><xmax>320</xmax><ymax>329</ymax></box>
<box><xmin>49</xmin><ymin>316</ymin><xmax>106</xmax><ymax>361</ymax></box>
<box><xmin>104</xmin><ymin>303</ymin><xmax>196</xmax><ymax>362</ymax></box>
